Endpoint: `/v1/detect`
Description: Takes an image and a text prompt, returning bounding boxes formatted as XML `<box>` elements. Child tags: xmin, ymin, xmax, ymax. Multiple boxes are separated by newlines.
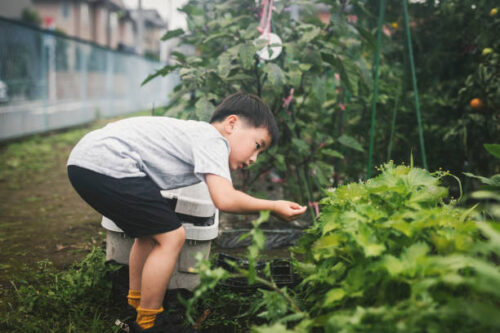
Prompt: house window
<box><xmin>110</xmin><ymin>12</ymin><xmax>118</xmax><ymax>30</ymax></box>
<box><xmin>81</xmin><ymin>2</ymin><xmax>89</xmax><ymax>25</ymax></box>
<box><xmin>61</xmin><ymin>0</ymin><xmax>71</xmax><ymax>20</ymax></box>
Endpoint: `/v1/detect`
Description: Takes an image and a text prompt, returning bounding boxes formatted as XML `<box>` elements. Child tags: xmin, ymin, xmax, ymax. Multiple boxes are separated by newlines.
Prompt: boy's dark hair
<box><xmin>210</xmin><ymin>92</ymin><xmax>279</xmax><ymax>146</ymax></box>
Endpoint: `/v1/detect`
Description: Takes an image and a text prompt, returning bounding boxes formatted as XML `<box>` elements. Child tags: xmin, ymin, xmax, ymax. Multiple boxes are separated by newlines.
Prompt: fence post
<box><xmin>79</xmin><ymin>44</ymin><xmax>88</xmax><ymax>123</ymax></box>
<box><xmin>106</xmin><ymin>50</ymin><xmax>113</xmax><ymax>116</ymax></box>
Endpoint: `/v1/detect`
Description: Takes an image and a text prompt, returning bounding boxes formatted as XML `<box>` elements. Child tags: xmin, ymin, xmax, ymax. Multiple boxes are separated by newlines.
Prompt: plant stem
<box><xmin>254</xmin><ymin>275</ymin><xmax>304</xmax><ymax>315</ymax></box>
<box><xmin>254</xmin><ymin>60</ymin><xmax>262</xmax><ymax>97</ymax></box>
<box><xmin>233</xmin><ymin>273</ymin><xmax>304</xmax><ymax>315</ymax></box>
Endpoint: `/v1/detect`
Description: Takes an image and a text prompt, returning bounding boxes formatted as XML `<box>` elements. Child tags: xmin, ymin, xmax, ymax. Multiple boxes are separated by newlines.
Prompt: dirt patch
<box><xmin>0</xmin><ymin>144</ymin><xmax>104</xmax><ymax>287</ymax></box>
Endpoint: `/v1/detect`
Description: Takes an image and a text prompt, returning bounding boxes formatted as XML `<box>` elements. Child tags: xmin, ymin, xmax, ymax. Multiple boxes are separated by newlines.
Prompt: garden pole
<box><xmin>367</xmin><ymin>0</ymin><xmax>388</xmax><ymax>179</ymax></box>
<box><xmin>387</xmin><ymin>85</ymin><xmax>401</xmax><ymax>160</ymax></box>
<box><xmin>402</xmin><ymin>0</ymin><xmax>427</xmax><ymax>169</ymax></box>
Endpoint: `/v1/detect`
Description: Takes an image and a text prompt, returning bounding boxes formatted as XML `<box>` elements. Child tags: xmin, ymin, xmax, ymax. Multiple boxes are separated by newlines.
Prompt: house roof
<box><xmin>85</xmin><ymin>0</ymin><xmax>124</xmax><ymax>11</ymax></box>
<box><xmin>130</xmin><ymin>9</ymin><xmax>166</xmax><ymax>28</ymax></box>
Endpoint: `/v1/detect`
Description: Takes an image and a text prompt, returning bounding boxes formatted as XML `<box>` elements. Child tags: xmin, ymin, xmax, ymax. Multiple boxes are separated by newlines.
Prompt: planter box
<box><xmin>101</xmin><ymin>182</ymin><xmax>219</xmax><ymax>291</ymax></box>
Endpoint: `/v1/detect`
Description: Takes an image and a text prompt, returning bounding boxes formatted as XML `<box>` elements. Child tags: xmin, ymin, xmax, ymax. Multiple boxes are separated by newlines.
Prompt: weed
<box><xmin>0</xmin><ymin>247</ymin><xmax>121</xmax><ymax>332</ymax></box>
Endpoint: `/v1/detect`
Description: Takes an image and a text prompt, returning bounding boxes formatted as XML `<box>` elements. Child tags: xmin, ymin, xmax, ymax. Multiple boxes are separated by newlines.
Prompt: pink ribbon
<box><xmin>257</xmin><ymin>0</ymin><xmax>274</xmax><ymax>40</ymax></box>
<box><xmin>308</xmin><ymin>201</ymin><xmax>320</xmax><ymax>216</ymax></box>
<box><xmin>282</xmin><ymin>88</ymin><xmax>295</xmax><ymax>108</ymax></box>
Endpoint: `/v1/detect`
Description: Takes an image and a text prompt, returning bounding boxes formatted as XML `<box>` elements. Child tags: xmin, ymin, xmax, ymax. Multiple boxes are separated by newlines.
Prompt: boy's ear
<box><xmin>224</xmin><ymin>115</ymin><xmax>239</xmax><ymax>134</ymax></box>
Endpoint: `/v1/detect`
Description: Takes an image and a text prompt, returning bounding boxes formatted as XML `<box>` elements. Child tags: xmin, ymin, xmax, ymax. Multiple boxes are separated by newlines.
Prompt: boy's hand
<box><xmin>272</xmin><ymin>200</ymin><xmax>307</xmax><ymax>221</ymax></box>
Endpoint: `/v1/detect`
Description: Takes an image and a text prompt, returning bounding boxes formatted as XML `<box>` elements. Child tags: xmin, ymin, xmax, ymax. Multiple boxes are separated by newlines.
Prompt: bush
<box><xmin>187</xmin><ymin>163</ymin><xmax>500</xmax><ymax>332</ymax></box>
<box><xmin>0</xmin><ymin>248</ymin><xmax>120</xmax><ymax>332</ymax></box>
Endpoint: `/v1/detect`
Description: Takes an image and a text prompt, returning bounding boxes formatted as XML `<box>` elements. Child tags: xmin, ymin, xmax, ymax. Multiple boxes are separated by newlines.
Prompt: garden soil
<box><xmin>0</xmin><ymin>143</ymin><xmax>104</xmax><ymax>308</ymax></box>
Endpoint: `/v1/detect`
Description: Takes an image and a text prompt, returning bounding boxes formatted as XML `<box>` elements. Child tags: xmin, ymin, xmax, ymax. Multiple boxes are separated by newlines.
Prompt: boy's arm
<box><xmin>205</xmin><ymin>174</ymin><xmax>307</xmax><ymax>221</ymax></box>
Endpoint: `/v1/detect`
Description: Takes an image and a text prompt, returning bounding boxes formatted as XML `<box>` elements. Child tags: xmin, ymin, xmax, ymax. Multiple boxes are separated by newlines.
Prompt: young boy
<box><xmin>67</xmin><ymin>92</ymin><xmax>307</xmax><ymax>332</ymax></box>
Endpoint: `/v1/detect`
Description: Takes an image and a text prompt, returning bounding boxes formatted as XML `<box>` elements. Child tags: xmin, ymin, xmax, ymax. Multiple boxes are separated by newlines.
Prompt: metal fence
<box><xmin>0</xmin><ymin>17</ymin><xmax>177</xmax><ymax>141</ymax></box>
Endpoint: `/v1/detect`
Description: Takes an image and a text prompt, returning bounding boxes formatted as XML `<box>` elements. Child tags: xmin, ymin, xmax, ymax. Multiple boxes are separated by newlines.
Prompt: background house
<box><xmin>0</xmin><ymin>0</ymin><xmax>167</xmax><ymax>60</ymax></box>
<box><xmin>130</xmin><ymin>8</ymin><xmax>166</xmax><ymax>60</ymax></box>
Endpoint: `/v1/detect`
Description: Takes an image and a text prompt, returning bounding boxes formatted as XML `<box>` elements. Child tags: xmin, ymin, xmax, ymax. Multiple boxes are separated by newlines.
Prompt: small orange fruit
<box><xmin>391</xmin><ymin>22</ymin><xmax>399</xmax><ymax>29</ymax></box>
<box><xmin>469</xmin><ymin>98</ymin><xmax>484</xmax><ymax>110</ymax></box>
<box><xmin>491</xmin><ymin>8</ymin><xmax>498</xmax><ymax>16</ymax></box>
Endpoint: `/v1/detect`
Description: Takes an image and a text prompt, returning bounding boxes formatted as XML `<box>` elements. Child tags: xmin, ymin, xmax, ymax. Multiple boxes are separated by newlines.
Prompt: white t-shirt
<box><xmin>67</xmin><ymin>116</ymin><xmax>232</xmax><ymax>189</ymax></box>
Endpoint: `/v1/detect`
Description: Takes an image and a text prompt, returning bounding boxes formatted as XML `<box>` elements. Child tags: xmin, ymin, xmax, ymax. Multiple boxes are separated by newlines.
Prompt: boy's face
<box><xmin>227</xmin><ymin>118</ymin><xmax>271</xmax><ymax>171</ymax></box>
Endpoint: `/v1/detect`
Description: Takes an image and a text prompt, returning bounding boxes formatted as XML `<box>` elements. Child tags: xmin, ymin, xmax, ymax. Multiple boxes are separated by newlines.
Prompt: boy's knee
<box><xmin>176</xmin><ymin>225</ymin><xmax>186</xmax><ymax>245</ymax></box>
<box><xmin>153</xmin><ymin>226</ymin><xmax>186</xmax><ymax>250</ymax></box>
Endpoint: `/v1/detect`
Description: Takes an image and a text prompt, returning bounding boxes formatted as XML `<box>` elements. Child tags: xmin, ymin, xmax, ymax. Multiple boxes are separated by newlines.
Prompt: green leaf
<box><xmin>323</xmin><ymin>288</ymin><xmax>345</xmax><ymax>307</ymax></box>
<box><xmin>464</xmin><ymin>172</ymin><xmax>500</xmax><ymax>186</ymax></box>
<box><xmin>470</xmin><ymin>190</ymin><xmax>500</xmax><ymax>201</ymax></box>
<box><xmin>355</xmin><ymin>26</ymin><xmax>376</xmax><ymax>50</ymax></box>
<box><xmin>170</xmin><ymin>51</ymin><xmax>186</xmax><ymax>63</ymax></box>
<box><xmin>382</xmin><ymin>255</ymin><xmax>404</xmax><ymax>276</ymax></box>
<box><xmin>321</xmin><ymin>149</ymin><xmax>344</xmax><ymax>159</ymax></box>
<box><xmin>251</xmin><ymin>323</ymin><xmax>294</xmax><ymax>333</ymax></box>
<box><xmin>321</xmin><ymin>53</ymin><xmax>351</xmax><ymax>92</ymax></box>
<box><xmin>291</xmin><ymin>137</ymin><xmax>309</xmax><ymax>156</ymax></box>
<box><xmin>274</xmin><ymin>154</ymin><xmax>286</xmax><ymax>172</ymax></box>
<box><xmin>253</xmin><ymin>38</ymin><xmax>269</xmax><ymax>50</ymax></box>
<box><xmin>484</xmin><ymin>144</ymin><xmax>500</xmax><ymax>160</ymax></box>
<box><xmin>141</xmin><ymin>65</ymin><xmax>179</xmax><ymax>86</ymax></box>
<box><xmin>338</xmin><ymin>135</ymin><xmax>364</xmax><ymax>152</ymax></box>
<box><xmin>217</xmin><ymin>53</ymin><xmax>232</xmax><ymax>78</ymax></box>
<box><xmin>194</xmin><ymin>97</ymin><xmax>214</xmax><ymax>121</ymax></box>
<box><xmin>287</xmin><ymin>70</ymin><xmax>302</xmax><ymax>87</ymax></box>
<box><xmin>313</xmin><ymin>234</ymin><xmax>341</xmax><ymax>250</ymax></box>
<box><xmin>299</xmin><ymin>26</ymin><xmax>321</xmax><ymax>44</ymax></box>
<box><xmin>299</xmin><ymin>64</ymin><xmax>312</xmax><ymax>71</ymax></box>
<box><xmin>252</xmin><ymin>229</ymin><xmax>266</xmax><ymax>250</ymax></box>
<box><xmin>239</xmin><ymin>42</ymin><xmax>257</xmax><ymax>70</ymax></box>
<box><xmin>161</xmin><ymin>28</ymin><xmax>184</xmax><ymax>41</ymax></box>
<box><xmin>223</xmin><ymin>73</ymin><xmax>254</xmax><ymax>81</ymax></box>
<box><xmin>263</xmin><ymin>63</ymin><xmax>285</xmax><ymax>86</ymax></box>
<box><xmin>202</xmin><ymin>32</ymin><xmax>233</xmax><ymax>44</ymax></box>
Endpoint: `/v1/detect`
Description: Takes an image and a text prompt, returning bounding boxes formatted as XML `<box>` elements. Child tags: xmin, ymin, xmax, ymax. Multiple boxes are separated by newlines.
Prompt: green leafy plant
<box><xmin>188</xmin><ymin>163</ymin><xmax>500</xmax><ymax>332</ymax></box>
<box><xmin>0</xmin><ymin>248</ymin><xmax>121</xmax><ymax>332</ymax></box>
<box><xmin>145</xmin><ymin>0</ymin><xmax>371</xmax><ymax>208</ymax></box>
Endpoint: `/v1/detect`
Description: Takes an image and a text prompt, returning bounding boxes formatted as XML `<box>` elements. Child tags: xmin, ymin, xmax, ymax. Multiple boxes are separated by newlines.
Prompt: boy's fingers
<box><xmin>289</xmin><ymin>202</ymin><xmax>306</xmax><ymax>210</ymax></box>
<box><xmin>293</xmin><ymin>205</ymin><xmax>307</xmax><ymax>212</ymax></box>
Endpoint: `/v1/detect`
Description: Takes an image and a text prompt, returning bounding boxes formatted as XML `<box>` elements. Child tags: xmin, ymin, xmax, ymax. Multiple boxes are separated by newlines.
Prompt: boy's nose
<box><xmin>249</xmin><ymin>152</ymin><xmax>258</xmax><ymax>165</ymax></box>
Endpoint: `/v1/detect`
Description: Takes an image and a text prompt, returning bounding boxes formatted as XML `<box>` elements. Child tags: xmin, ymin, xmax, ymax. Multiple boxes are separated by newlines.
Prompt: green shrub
<box><xmin>188</xmin><ymin>163</ymin><xmax>500</xmax><ymax>332</ymax></box>
<box><xmin>0</xmin><ymin>248</ymin><xmax>120</xmax><ymax>332</ymax></box>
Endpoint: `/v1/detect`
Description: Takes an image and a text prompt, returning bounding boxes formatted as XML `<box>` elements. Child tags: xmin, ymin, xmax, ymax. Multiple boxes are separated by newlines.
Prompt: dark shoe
<box><xmin>115</xmin><ymin>305</ymin><xmax>137</xmax><ymax>332</ymax></box>
<box><xmin>129</xmin><ymin>311</ymin><xmax>197</xmax><ymax>333</ymax></box>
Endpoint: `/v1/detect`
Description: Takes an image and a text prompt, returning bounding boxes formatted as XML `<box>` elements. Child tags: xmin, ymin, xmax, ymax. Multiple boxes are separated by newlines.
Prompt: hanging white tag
<box><xmin>255</xmin><ymin>33</ymin><xmax>282</xmax><ymax>61</ymax></box>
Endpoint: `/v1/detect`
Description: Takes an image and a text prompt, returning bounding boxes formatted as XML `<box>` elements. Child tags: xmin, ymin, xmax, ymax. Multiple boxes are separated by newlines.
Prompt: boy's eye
<box><xmin>256</xmin><ymin>143</ymin><xmax>261</xmax><ymax>150</ymax></box>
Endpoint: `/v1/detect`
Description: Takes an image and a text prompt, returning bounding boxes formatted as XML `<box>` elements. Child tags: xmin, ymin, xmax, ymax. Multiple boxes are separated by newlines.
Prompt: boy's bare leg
<box><xmin>140</xmin><ymin>226</ymin><xmax>186</xmax><ymax>309</ymax></box>
<box><xmin>129</xmin><ymin>237</ymin><xmax>156</xmax><ymax>291</ymax></box>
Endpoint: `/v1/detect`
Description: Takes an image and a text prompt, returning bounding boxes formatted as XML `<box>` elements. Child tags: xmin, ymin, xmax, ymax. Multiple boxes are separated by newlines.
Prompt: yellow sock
<box><xmin>127</xmin><ymin>289</ymin><xmax>141</xmax><ymax>310</ymax></box>
<box><xmin>136</xmin><ymin>306</ymin><xmax>164</xmax><ymax>329</ymax></box>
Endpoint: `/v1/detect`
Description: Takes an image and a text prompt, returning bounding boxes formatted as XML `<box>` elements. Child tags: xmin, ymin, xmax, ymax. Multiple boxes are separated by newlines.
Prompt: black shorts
<box><xmin>67</xmin><ymin>165</ymin><xmax>182</xmax><ymax>238</ymax></box>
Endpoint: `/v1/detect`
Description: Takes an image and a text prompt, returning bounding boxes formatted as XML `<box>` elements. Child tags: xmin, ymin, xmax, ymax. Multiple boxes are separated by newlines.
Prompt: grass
<box><xmin>0</xmin><ymin>248</ymin><xmax>123</xmax><ymax>332</ymax></box>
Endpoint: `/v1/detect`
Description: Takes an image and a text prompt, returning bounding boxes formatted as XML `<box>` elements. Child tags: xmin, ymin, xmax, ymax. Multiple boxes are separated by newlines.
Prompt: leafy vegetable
<box><xmin>189</xmin><ymin>163</ymin><xmax>500</xmax><ymax>332</ymax></box>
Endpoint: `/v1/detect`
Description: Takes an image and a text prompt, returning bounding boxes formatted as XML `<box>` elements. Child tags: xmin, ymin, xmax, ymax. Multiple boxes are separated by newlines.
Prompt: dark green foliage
<box><xmin>355</xmin><ymin>0</ymin><xmax>500</xmax><ymax>185</ymax></box>
<box><xmin>145</xmin><ymin>0</ymin><xmax>369</xmax><ymax>206</ymax></box>
<box><xmin>465</xmin><ymin>143</ymin><xmax>500</xmax><ymax>221</ymax></box>
<box><xmin>20</xmin><ymin>8</ymin><xmax>42</xmax><ymax>27</ymax></box>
